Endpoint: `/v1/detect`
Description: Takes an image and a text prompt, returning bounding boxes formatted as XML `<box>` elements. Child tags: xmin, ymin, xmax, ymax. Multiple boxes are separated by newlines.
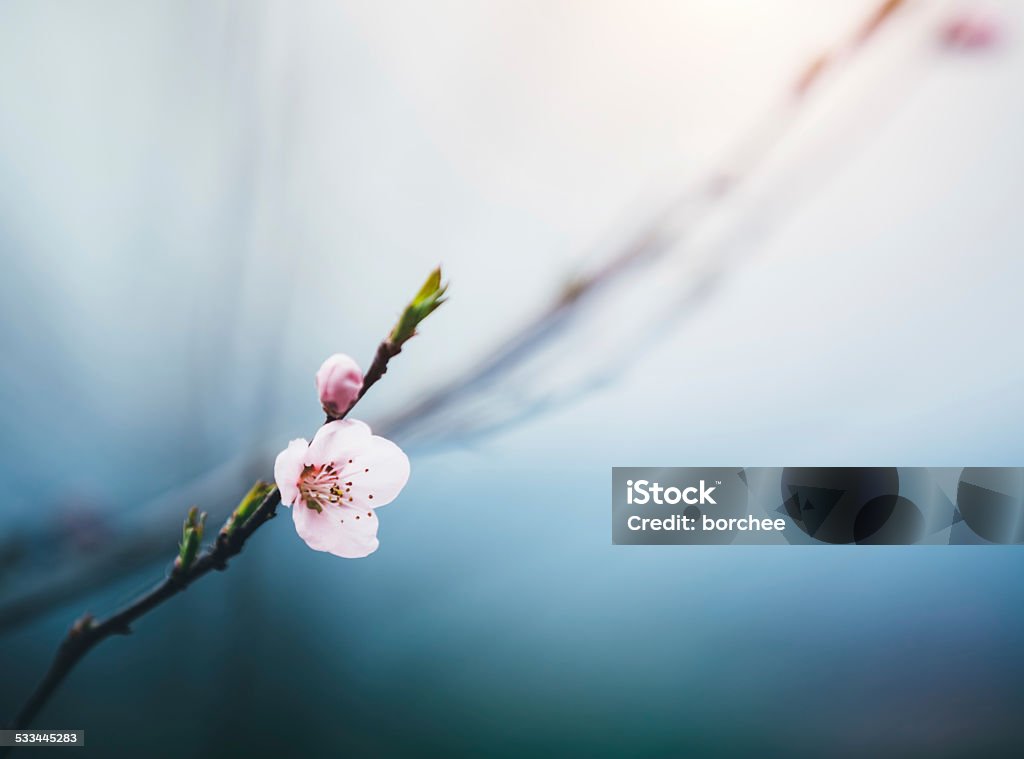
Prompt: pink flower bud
<box><xmin>316</xmin><ymin>354</ymin><xmax>364</xmax><ymax>417</ymax></box>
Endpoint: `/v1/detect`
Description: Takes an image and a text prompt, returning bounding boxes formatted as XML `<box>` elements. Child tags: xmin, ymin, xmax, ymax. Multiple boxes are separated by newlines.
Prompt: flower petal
<box><xmin>293</xmin><ymin>501</ymin><xmax>379</xmax><ymax>558</ymax></box>
<box><xmin>306</xmin><ymin>419</ymin><xmax>371</xmax><ymax>464</ymax></box>
<box><xmin>274</xmin><ymin>438</ymin><xmax>309</xmax><ymax>507</ymax></box>
<box><xmin>336</xmin><ymin>434</ymin><xmax>410</xmax><ymax>509</ymax></box>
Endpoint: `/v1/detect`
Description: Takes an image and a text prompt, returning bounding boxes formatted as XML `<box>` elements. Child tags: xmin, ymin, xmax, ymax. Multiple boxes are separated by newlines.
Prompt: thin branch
<box><xmin>7</xmin><ymin>487</ymin><xmax>281</xmax><ymax>733</ymax></box>
<box><xmin>4</xmin><ymin>322</ymin><xmax>425</xmax><ymax>741</ymax></box>
<box><xmin>333</xmin><ymin>340</ymin><xmax>401</xmax><ymax>421</ymax></box>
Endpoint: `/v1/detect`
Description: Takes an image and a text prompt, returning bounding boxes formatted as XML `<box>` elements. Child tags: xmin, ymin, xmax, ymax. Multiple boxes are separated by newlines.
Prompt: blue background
<box><xmin>2</xmin><ymin>2</ymin><xmax>1023</xmax><ymax>756</ymax></box>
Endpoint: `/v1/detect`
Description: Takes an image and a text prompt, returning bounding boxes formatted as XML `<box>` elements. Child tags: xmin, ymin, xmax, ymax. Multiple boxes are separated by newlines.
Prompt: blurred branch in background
<box><xmin>376</xmin><ymin>0</ymin><xmax>969</xmax><ymax>445</ymax></box>
<box><xmin>0</xmin><ymin>455</ymin><xmax>267</xmax><ymax>635</ymax></box>
<box><xmin>0</xmin><ymin>0</ymin><xmax>1000</xmax><ymax>636</ymax></box>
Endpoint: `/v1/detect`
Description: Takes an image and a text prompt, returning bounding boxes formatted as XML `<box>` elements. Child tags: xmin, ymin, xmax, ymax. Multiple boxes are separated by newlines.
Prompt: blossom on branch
<box><xmin>274</xmin><ymin>420</ymin><xmax>410</xmax><ymax>558</ymax></box>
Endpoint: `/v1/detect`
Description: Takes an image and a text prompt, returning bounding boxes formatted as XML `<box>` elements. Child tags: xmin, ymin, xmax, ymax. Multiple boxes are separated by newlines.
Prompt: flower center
<box><xmin>298</xmin><ymin>463</ymin><xmax>347</xmax><ymax>513</ymax></box>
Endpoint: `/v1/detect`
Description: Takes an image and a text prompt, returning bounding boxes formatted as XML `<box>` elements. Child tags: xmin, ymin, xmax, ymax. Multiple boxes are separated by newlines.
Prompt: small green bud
<box><xmin>174</xmin><ymin>506</ymin><xmax>206</xmax><ymax>575</ymax></box>
<box><xmin>220</xmin><ymin>481</ymin><xmax>275</xmax><ymax>538</ymax></box>
<box><xmin>389</xmin><ymin>266</ymin><xmax>448</xmax><ymax>346</ymax></box>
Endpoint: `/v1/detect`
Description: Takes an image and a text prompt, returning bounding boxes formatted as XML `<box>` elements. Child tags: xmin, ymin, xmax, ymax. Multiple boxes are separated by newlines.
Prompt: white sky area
<box><xmin>0</xmin><ymin>0</ymin><xmax>1022</xmax><ymax>518</ymax></box>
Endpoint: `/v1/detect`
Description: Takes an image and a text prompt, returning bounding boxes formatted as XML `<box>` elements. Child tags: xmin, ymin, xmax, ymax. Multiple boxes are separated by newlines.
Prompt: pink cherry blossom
<box><xmin>274</xmin><ymin>419</ymin><xmax>410</xmax><ymax>558</ymax></box>
<box><xmin>315</xmin><ymin>354</ymin><xmax>364</xmax><ymax>417</ymax></box>
<box><xmin>941</xmin><ymin>13</ymin><xmax>1001</xmax><ymax>51</ymax></box>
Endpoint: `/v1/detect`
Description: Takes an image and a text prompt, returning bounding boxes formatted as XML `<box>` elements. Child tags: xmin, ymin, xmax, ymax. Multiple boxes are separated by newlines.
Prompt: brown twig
<box><xmin>6</xmin><ymin>487</ymin><xmax>281</xmax><ymax>734</ymax></box>
<box><xmin>333</xmin><ymin>340</ymin><xmax>402</xmax><ymax>421</ymax></box>
<box><xmin>4</xmin><ymin>328</ymin><xmax>416</xmax><ymax>743</ymax></box>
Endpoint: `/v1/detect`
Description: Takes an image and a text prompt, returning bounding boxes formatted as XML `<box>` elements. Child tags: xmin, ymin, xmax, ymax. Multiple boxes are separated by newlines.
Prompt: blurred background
<box><xmin>2</xmin><ymin>0</ymin><xmax>1023</xmax><ymax>756</ymax></box>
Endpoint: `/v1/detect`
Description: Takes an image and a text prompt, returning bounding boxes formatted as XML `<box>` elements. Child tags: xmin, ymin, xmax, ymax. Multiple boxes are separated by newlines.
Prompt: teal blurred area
<box><xmin>2</xmin><ymin>1</ymin><xmax>1024</xmax><ymax>756</ymax></box>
